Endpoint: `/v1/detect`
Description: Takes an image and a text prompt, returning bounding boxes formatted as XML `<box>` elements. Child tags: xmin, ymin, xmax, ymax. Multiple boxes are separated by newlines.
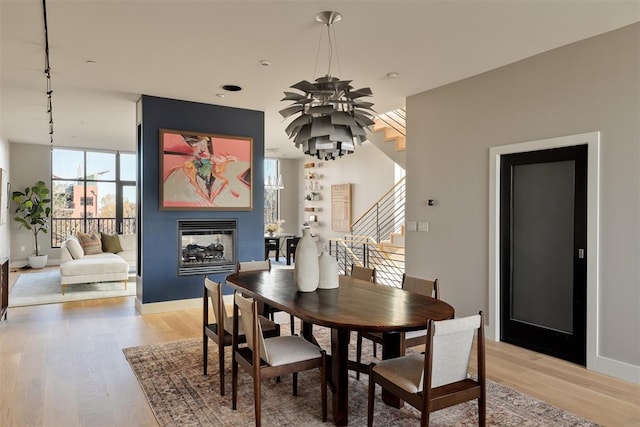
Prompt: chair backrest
<box><xmin>351</xmin><ymin>265</ymin><xmax>376</xmax><ymax>283</ymax></box>
<box><xmin>287</xmin><ymin>237</ymin><xmax>300</xmax><ymax>249</ymax></box>
<box><xmin>402</xmin><ymin>274</ymin><xmax>440</xmax><ymax>300</ymax></box>
<box><xmin>235</xmin><ymin>293</ymin><xmax>270</xmax><ymax>364</ymax></box>
<box><xmin>423</xmin><ymin>313</ymin><xmax>481</xmax><ymax>389</ymax></box>
<box><xmin>204</xmin><ymin>278</ymin><xmax>229</xmax><ymax>325</ymax></box>
<box><xmin>238</xmin><ymin>259</ymin><xmax>271</xmax><ymax>272</ymax></box>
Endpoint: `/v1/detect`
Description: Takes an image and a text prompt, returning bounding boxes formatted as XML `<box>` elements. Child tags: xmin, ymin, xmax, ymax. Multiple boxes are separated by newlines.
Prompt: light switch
<box><xmin>418</xmin><ymin>221</ymin><xmax>430</xmax><ymax>232</ymax></box>
<box><xmin>406</xmin><ymin>221</ymin><xmax>417</xmax><ymax>232</ymax></box>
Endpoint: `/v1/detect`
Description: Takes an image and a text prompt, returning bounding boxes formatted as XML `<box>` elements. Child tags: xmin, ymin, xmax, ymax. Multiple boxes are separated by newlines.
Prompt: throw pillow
<box><xmin>100</xmin><ymin>232</ymin><xmax>123</xmax><ymax>254</ymax></box>
<box><xmin>77</xmin><ymin>232</ymin><xmax>103</xmax><ymax>255</ymax></box>
<box><xmin>65</xmin><ymin>237</ymin><xmax>84</xmax><ymax>259</ymax></box>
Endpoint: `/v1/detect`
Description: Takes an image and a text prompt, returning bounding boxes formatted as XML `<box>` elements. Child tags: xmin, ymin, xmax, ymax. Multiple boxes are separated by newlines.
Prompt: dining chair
<box><xmin>351</xmin><ymin>264</ymin><xmax>376</xmax><ymax>283</ymax></box>
<box><xmin>356</xmin><ymin>274</ymin><xmax>439</xmax><ymax>379</ymax></box>
<box><xmin>264</xmin><ymin>237</ymin><xmax>280</xmax><ymax>262</ymax></box>
<box><xmin>232</xmin><ymin>293</ymin><xmax>327</xmax><ymax>426</ymax></box>
<box><xmin>367</xmin><ymin>312</ymin><xmax>486</xmax><ymax>427</ymax></box>
<box><xmin>202</xmin><ymin>278</ymin><xmax>280</xmax><ymax>395</ymax></box>
<box><xmin>237</xmin><ymin>260</ymin><xmax>295</xmax><ymax>335</ymax></box>
<box><xmin>286</xmin><ymin>237</ymin><xmax>300</xmax><ymax>265</ymax></box>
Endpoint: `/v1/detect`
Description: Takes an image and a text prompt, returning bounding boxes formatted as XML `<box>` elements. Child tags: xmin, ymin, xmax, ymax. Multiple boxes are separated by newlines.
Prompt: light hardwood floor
<box><xmin>1</xmin><ymin>270</ymin><xmax>638</xmax><ymax>426</ymax></box>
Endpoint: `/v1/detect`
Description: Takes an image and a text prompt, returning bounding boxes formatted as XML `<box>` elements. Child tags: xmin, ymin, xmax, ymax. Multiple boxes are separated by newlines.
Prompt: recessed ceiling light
<box><xmin>259</xmin><ymin>59</ymin><xmax>270</xmax><ymax>67</ymax></box>
<box><xmin>221</xmin><ymin>84</ymin><xmax>242</xmax><ymax>92</ymax></box>
<box><xmin>216</xmin><ymin>93</ymin><xmax>225</xmax><ymax>98</ymax></box>
<box><xmin>386</xmin><ymin>72</ymin><xmax>400</xmax><ymax>79</ymax></box>
<box><xmin>85</xmin><ymin>60</ymin><xmax>96</xmax><ymax>65</ymax></box>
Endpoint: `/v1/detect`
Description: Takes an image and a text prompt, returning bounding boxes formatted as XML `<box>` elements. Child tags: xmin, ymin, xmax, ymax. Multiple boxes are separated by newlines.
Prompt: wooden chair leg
<box><xmin>290</xmin><ymin>314</ymin><xmax>295</xmax><ymax>335</ymax></box>
<box><xmin>367</xmin><ymin>365</ymin><xmax>375</xmax><ymax>427</ymax></box>
<box><xmin>356</xmin><ymin>333</ymin><xmax>363</xmax><ymax>380</ymax></box>
<box><xmin>218</xmin><ymin>344</ymin><xmax>225</xmax><ymax>396</ymax></box>
<box><xmin>231</xmin><ymin>359</ymin><xmax>238</xmax><ymax>410</ymax></box>
<box><xmin>293</xmin><ymin>372</ymin><xmax>298</xmax><ymax>396</ymax></box>
<box><xmin>321</xmin><ymin>351</ymin><xmax>327</xmax><ymax>422</ymax></box>
<box><xmin>253</xmin><ymin>372</ymin><xmax>262</xmax><ymax>427</ymax></box>
<box><xmin>203</xmin><ymin>336</ymin><xmax>208</xmax><ymax>375</ymax></box>
<box><xmin>421</xmin><ymin>409</ymin><xmax>429</xmax><ymax>427</ymax></box>
<box><xmin>373</xmin><ymin>342</ymin><xmax>377</xmax><ymax>358</ymax></box>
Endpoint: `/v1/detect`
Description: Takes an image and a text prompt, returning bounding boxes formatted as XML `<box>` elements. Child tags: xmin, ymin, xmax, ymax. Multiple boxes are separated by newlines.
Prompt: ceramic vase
<box><xmin>28</xmin><ymin>254</ymin><xmax>48</xmax><ymax>269</ymax></box>
<box><xmin>318</xmin><ymin>251</ymin><xmax>339</xmax><ymax>289</ymax></box>
<box><xmin>294</xmin><ymin>228</ymin><xmax>319</xmax><ymax>292</ymax></box>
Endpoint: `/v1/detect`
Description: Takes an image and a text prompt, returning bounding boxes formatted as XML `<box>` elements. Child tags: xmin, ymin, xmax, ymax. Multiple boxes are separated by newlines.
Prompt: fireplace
<box><xmin>177</xmin><ymin>219</ymin><xmax>237</xmax><ymax>276</ymax></box>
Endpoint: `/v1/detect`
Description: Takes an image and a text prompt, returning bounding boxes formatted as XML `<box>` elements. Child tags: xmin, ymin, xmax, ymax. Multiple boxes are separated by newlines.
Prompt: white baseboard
<box><xmin>593</xmin><ymin>354</ymin><xmax>640</xmax><ymax>384</ymax></box>
<box><xmin>10</xmin><ymin>257</ymin><xmax>61</xmax><ymax>270</ymax></box>
<box><xmin>135</xmin><ymin>296</ymin><xmax>202</xmax><ymax>314</ymax></box>
<box><xmin>485</xmin><ymin>326</ymin><xmax>639</xmax><ymax>384</ymax></box>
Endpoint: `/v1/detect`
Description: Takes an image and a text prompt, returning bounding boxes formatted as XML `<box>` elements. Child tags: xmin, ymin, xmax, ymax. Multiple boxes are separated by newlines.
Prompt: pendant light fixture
<box><xmin>280</xmin><ymin>11</ymin><xmax>375</xmax><ymax>160</ymax></box>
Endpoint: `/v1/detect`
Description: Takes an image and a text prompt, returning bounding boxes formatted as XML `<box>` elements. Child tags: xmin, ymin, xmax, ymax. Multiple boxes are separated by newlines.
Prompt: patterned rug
<box><xmin>123</xmin><ymin>326</ymin><xmax>599</xmax><ymax>426</ymax></box>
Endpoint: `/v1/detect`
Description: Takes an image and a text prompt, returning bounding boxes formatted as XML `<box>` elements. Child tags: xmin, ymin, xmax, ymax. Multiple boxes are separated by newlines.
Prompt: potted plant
<box><xmin>12</xmin><ymin>180</ymin><xmax>52</xmax><ymax>269</ymax></box>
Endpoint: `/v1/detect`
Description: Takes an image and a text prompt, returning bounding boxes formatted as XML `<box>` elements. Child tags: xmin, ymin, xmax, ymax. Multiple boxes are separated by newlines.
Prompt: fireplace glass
<box><xmin>178</xmin><ymin>219</ymin><xmax>236</xmax><ymax>276</ymax></box>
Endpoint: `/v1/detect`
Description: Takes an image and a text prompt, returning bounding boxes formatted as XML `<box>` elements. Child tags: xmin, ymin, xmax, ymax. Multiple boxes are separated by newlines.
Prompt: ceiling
<box><xmin>2</xmin><ymin>1</ymin><xmax>639</xmax><ymax>158</ymax></box>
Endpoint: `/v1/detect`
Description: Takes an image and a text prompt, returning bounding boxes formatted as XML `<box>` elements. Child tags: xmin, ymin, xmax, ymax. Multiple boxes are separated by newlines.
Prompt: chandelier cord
<box><xmin>326</xmin><ymin>23</ymin><xmax>333</xmax><ymax>77</ymax></box>
<box><xmin>42</xmin><ymin>0</ymin><xmax>54</xmax><ymax>151</ymax></box>
<box><xmin>312</xmin><ymin>24</ymin><xmax>325</xmax><ymax>81</ymax></box>
<box><xmin>330</xmin><ymin>24</ymin><xmax>342</xmax><ymax>81</ymax></box>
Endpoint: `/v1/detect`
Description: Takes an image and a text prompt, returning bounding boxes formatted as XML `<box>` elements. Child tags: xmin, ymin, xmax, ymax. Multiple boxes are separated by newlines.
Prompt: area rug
<box><xmin>123</xmin><ymin>327</ymin><xmax>599</xmax><ymax>426</ymax></box>
<box><xmin>9</xmin><ymin>269</ymin><xmax>136</xmax><ymax>307</ymax></box>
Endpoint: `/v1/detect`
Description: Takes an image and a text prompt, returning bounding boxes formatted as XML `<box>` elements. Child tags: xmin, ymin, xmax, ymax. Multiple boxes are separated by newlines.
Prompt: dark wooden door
<box><xmin>500</xmin><ymin>145</ymin><xmax>587</xmax><ymax>365</ymax></box>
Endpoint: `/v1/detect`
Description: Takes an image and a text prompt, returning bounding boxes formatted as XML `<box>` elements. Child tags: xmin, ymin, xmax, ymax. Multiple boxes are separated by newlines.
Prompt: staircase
<box><xmin>373</xmin><ymin>108</ymin><xmax>406</xmax><ymax>152</ymax></box>
<box><xmin>328</xmin><ymin>108</ymin><xmax>408</xmax><ymax>287</ymax></box>
<box><xmin>329</xmin><ymin>177</ymin><xmax>406</xmax><ymax>288</ymax></box>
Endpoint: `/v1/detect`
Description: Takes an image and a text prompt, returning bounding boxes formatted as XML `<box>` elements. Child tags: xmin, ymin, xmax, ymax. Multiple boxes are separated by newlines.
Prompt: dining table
<box><xmin>225</xmin><ymin>268</ymin><xmax>455</xmax><ymax>426</ymax></box>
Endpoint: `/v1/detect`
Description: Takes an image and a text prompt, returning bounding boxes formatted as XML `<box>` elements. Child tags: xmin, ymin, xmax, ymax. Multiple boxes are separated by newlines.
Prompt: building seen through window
<box><xmin>51</xmin><ymin>149</ymin><xmax>136</xmax><ymax>247</ymax></box>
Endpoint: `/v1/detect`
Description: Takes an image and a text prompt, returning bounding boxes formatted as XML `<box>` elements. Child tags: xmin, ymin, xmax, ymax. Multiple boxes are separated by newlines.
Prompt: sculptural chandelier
<box><xmin>280</xmin><ymin>11</ymin><xmax>375</xmax><ymax>160</ymax></box>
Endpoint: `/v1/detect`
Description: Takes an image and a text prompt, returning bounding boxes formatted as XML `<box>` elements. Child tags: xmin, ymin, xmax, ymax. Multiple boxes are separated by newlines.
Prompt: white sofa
<box><xmin>59</xmin><ymin>234</ymin><xmax>136</xmax><ymax>295</ymax></box>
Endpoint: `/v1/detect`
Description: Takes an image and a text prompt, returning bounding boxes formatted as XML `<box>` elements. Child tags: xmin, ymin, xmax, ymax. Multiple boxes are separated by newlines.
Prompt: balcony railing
<box><xmin>51</xmin><ymin>217</ymin><xmax>137</xmax><ymax>247</ymax></box>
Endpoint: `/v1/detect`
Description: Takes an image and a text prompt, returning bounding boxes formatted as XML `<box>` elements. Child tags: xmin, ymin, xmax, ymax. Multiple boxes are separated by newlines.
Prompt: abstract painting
<box><xmin>159</xmin><ymin>129</ymin><xmax>253</xmax><ymax>210</ymax></box>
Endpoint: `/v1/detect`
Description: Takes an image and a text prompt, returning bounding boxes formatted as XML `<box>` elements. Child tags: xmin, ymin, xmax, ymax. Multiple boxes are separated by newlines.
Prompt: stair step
<box><xmin>390</xmin><ymin>232</ymin><xmax>405</xmax><ymax>246</ymax></box>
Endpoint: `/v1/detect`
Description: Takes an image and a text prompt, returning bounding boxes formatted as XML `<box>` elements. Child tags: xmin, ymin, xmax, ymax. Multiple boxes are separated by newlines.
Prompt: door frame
<box><xmin>488</xmin><ymin>131</ymin><xmax>600</xmax><ymax>370</ymax></box>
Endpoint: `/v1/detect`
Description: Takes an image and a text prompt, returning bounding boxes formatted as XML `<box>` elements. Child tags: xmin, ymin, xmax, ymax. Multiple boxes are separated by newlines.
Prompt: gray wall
<box><xmin>9</xmin><ymin>143</ymin><xmax>56</xmax><ymax>264</ymax></box>
<box><xmin>0</xmin><ymin>137</ymin><xmax>8</xmax><ymax>261</ymax></box>
<box><xmin>278</xmin><ymin>158</ymin><xmax>301</xmax><ymax>236</ymax></box>
<box><xmin>406</xmin><ymin>23</ymin><xmax>639</xmax><ymax>380</ymax></box>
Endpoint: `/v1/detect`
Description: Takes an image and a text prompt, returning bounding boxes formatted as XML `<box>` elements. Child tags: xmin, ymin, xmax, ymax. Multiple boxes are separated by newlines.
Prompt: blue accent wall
<box><xmin>138</xmin><ymin>95</ymin><xmax>264</xmax><ymax>303</ymax></box>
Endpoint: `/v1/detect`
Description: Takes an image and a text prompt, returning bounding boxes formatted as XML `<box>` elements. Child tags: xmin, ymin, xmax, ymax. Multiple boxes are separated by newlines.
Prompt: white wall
<box><xmin>0</xmin><ymin>137</ymin><xmax>9</xmax><ymax>261</ymax></box>
<box><xmin>278</xmin><ymin>158</ymin><xmax>301</xmax><ymax>236</ymax></box>
<box><xmin>406</xmin><ymin>23</ymin><xmax>639</xmax><ymax>382</ymax></box>
<box><xmin>295</xmin><ymin>143</ymin><xmax>396</xmax><ymax>249</ymax></box>
<box><xmin>9</xmin><ymin>143</ymin><xmax>55</xmax><ymax>265</ymax></box>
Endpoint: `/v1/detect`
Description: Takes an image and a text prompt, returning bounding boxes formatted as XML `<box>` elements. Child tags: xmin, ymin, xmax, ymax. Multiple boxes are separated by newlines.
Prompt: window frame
<box><xmin>51</xmin><ymin>148</ymin><xmax>136</xmax><ymax>247</ymax></box>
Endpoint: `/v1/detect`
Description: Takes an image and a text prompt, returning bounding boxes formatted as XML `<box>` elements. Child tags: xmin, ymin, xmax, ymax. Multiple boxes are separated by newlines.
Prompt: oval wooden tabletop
<box><xmin>226</xmin><ymin>269</ymin><xmax>455</xmax><ymax>332</ymax></box>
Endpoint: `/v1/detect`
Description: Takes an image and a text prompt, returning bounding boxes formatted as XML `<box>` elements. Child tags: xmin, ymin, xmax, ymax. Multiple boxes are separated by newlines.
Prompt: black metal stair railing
<box><xmin>328</xmin><ymin>236</ymin><xmax>405</xmax><ymax>288</ymax></box>
<box><xmin>328</xmin><ymin>177</ymin><xmax>406</xmax><ymax>288</ymax></box>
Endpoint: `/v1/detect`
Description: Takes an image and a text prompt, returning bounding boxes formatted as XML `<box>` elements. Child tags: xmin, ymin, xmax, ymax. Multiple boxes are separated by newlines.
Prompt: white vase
<box><xmin>318</xmin><ymin>251</ymin><xmax>339</xmax><ymax>289</ymax></box>
<box><xmin>294</xmin><ymin>228</ymin><xmax>319</xmax><ymax>292</ymax></box>
<box><xmin>28</xmin><ymin>254</ymin><xmax>48</xmax><ymax>269</ymax></box>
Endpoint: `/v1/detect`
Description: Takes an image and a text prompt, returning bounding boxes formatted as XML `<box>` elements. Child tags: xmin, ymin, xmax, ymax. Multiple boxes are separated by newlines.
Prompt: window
<box><xmin>51</xmin><ymin>149</ymin><xmax>136</xmax><ymax>247</ymax></box>
<box><xmin>264</xmin><ymin>158</ymin><xmax>280</xmax><ymax>226</ymax></box>
<box><xmin>80</xmin><ymin>197</ymin><xmax>94</xmax><ymax>206</ymax></box>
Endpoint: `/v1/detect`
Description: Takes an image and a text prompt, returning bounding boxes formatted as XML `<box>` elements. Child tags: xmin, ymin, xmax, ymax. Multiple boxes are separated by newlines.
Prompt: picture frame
<box><xmin>159</xmin><ymin>129</ymin><xmax>253</xmax><ymax>210</ymax></box>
